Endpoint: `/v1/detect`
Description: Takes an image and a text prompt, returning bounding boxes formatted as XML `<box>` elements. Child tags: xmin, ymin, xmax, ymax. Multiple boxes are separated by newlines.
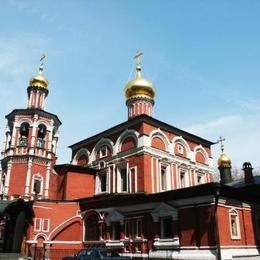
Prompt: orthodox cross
<box><xmin>217</xmin><ymin>136</ymin><xmax>226</xmax><ymax>152</ymax></box>
<box><xmin>133</xmin><ymin>50</ymin><xmax>143</xmax><ymax>66</ymax></box>
<box><xmin>39</xmin><ymin>54</ymin><xmax>46</xmax><ymax>74</ymax></box>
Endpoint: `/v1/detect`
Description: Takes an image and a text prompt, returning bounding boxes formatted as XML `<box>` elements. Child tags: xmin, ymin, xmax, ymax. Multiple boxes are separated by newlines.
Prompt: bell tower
<box><xmin>0</xmin><ymin>56</ymin><xmax>61</xmax><ymax>200</ymax></box>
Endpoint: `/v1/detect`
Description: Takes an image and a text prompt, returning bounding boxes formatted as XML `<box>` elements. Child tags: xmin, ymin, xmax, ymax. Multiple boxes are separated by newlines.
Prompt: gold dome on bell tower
<box><xmin>27</xmin><ymin>54</ymin><xmax>49</xmax><ymax>110</ymax></box>
<box><xmin>124</xmin><ymin>51</ymin><xmax>155</xmax><ymax>101</ymax></box>
<box><xmin>28</xmin><ymin>54</ymin><xmax>49</xmax><ymax>90</ymax></box>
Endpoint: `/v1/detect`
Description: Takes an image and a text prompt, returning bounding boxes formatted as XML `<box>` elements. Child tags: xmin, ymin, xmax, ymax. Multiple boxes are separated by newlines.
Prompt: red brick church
<box><xmin>0</xmin><ymin>54</ymin><xmax>260</xmax><ymax>259</ymax></box>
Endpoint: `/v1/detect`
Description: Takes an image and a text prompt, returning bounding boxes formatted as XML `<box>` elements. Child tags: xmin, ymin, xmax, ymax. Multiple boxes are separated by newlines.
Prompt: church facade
<box><xmin>0</xmin><ymin>55</ymin><xmax>259</xmax><ymax>259</ymax></box>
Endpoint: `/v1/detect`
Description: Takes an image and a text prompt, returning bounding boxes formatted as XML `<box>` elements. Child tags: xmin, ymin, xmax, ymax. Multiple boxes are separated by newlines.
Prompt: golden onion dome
<box><xmin>29</xmin><ymin>54</ymin><xmax>48</xmax><ymax>90</ymax></box>
<box><xmin>125</xmin><ymin>64</ymin><xmax>155</xmax><ymax>101</ymax></box>
<box><xmin>217</xmin><ymin>151</ymin><xmax>231</xmax><ymax>168</ymax></box>
<box><xmin>29</xmin><ymin>68</ymin><xmax>48</xmax><ymax>90</ymax></box>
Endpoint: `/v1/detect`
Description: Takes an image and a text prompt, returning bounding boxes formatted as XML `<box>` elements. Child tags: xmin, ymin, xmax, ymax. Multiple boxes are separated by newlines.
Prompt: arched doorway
<box><xmin>84</xmin><ymin>214</ymin><xmax>100</xmax><ymax>241</ymax></box>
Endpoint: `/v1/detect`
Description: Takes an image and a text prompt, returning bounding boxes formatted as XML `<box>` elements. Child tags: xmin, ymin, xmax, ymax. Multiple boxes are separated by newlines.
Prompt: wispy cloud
<box><xmin>186</xmin><ymin>114</ymin><xmax>260</xmax><ymax>169</ymax></box>
<box><xmin>0</xmin><ymin>33</ymin><xmax>51</xmax><ymax>140</ymax></box>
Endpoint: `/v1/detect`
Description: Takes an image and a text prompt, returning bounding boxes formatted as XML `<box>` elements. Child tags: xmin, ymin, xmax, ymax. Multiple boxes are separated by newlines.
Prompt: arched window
<box><xmin>151</xmin><ymin>137</ymin><xmax>166</xmax><ymax>151</ymax></box>
<box><xmin>37</xmin><ymin>124</ymin><xmax>46</xmax><ymax>148</ymax></box>
<box><xmin>120</xmin><ymin>136</ymin><xmax>137</xmax><ymax>152</ymax></box>
<box><xmin>77</xmin><ymin>154</ymin><xmax>88</xmax><ymax>166</ymax></box>
<box><xmin>19</xmin><ymin>122</ymin><xmax>30</xmax><ymax>146</ymax></box>
<box><xmin>229</xmin><ymin>209</ymin><xmax>240</xmax><ymax>239</ymax></box>
<box><xmin>195</xmin><ymin>151</ymin><xmax>206</xmax><ymax>164</ymax></box>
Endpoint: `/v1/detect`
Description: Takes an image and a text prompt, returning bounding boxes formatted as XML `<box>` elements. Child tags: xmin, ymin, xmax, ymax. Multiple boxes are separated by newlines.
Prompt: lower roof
<box><xmin>78</xmin><ymin>182</ymin><xmax>260</xmax><ymax>211</ymax></box>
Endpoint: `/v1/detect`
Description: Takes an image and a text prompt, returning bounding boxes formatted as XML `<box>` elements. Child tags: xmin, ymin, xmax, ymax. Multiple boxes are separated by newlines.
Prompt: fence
<box><xmin>33</xmin><ymin>247</ymin><xmax>80</xmax><ymax>260</ymax></box>
<box><xmin>32</xmin><ymin>247</ymin><xmax>149</xmax><ymax>260</ymax></box>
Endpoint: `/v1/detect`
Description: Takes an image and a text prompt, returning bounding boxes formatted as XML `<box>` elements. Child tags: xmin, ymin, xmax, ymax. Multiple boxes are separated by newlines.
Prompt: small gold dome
<box><xmin>125</xmin><ymin>65</ymin><xmax>155</xmax><ymax>101</ymax></box>
<box><xmin>29</xmin><ymin>63</ymin><xmax>48</xmax><ymax>90</ymax></box>
<box><xmin>29</xmin><ymin>73</ymin><xmax>48</xmax><ymax>89</ymax></box>
<box><xmin>217</xmin><ymin>152</ymin><xmax>231</xmax><ymax>168</ymax></box>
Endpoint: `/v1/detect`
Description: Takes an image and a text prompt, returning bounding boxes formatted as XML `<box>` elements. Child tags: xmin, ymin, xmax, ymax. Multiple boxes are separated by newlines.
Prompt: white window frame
<box><xmin>31</xmin><ymin>174</ymin><xmax>44</xmax><ymax>195</ymax></box>
<box><xmin>179</xmin><ymin>169</ymin><xmax>188</xmax><ymax>188</ymax></box>
<box><xmin>99</xmin><ymin>146</ymin><xmax>107</xmax><ymax>158</ymax></box>
<box><xmin>96</xmin><ymin>170</ymin><xmax>108</xmax><ymax>194</ymax></box>
<box><xmin>42</xmin><ymin>219</ymin><xmax>50</xmax><ymax>232</ymax></box>
<box><xmin>117</xmin><ymin>164</ymin><xmax>128</xmax><ymax>193</ymax></box>
<box><xmin>124</xmin><ymin>218</ymin><xmax>142</xmax><ymax>239</ymax></box>
<box><xmin>34</xmin><ymin>218</ymin><xmax>42</xmax><ymax>232</ymax></box>
<box><xmin>160</xmin><ymin>164</ymin><xmax>168</xmax><ymax>191</ymax></box>
<box><xmin>129</xmin><ymin>167</ymin><xmax>137</xmax><ymax>193</ymax></box>
<box><xmin>197</xmin><ymin>172</ymin><xmax>204</xmax><ymax>185</ymax></box>
<box><xmin>134</xmin><ymin>219</ymin><xmax>142</xmax><ymax>238</ymax></box>
<box><xmin>229</xmin><ymin>208</ymin><xmax>241</xmax><ymax>240</ymax></box>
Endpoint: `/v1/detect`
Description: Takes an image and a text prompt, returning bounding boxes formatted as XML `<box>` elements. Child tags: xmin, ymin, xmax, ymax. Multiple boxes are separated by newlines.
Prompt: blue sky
<box><xmin>1</xmin><ymin>0</ymin><xmax>260</xmax><ymax>171</ymax></box>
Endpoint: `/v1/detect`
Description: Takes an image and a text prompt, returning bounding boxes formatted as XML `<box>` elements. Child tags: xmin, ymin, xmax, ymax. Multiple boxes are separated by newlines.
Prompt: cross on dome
<box><xmin>133</xmin><ymin>50</ymin><xmax>143</xmax><ymax>67</ymax></box>
<box><xmin>217</xmin><ymin>136</ymin><xmax>226</xmax><ymax>152</ymax></box>
<box><xmin>39</xmin><ymin>53</ymin><xmax>46</xmax><ymax>74</ymax></box>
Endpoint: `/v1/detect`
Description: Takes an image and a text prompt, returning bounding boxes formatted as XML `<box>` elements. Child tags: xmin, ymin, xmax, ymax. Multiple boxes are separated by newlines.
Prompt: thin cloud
<box><xmin>186</xmin><ymin>114</ymin><xmax>260</xmax><ymax>168</ymax></box>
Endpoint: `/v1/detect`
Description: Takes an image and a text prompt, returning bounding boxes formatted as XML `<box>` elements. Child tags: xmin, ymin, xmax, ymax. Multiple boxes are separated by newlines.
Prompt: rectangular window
<box><xmin>42</xmin><ymin>219</ymin><xmax>50</xmax><ymax>232</ymax></box>
<box><xmin>124</xmin><ymin>219</ymin><xmax>142</xmax><ymax>239</ymax></box>
<box><xmin>120</xmin><ymin>168</ymin><xmax>127</xmax><ymax>192</ymax></box>
<box><xmin>34</xmin><ymin>218</ymin><xmax>41</xmax><ymax>231</ymax></box>
<box><xmin>112</xmin><ymin>222</ymin><xmax>121</xmax><ymax>240</ymax></box>
<box><xmin>18</xmin><ymin>136</ymin><xmax>28</xmax><ymax>146</ymax></box>
<box><xmin>161</xmin><ymin>166</ymin><xmax>167</xmax><ymax>191</ymax></box>
<box><xmin>130</xmin><ymin>167</ymin><xmax>136</xmax><ymax>193</ymax></box>
<box><xmin>125</xmin><ymin>221</ymin><xmax>131</xmax><ymax>238</ymax></box>
<box><xmin>100</xmin><ymin>146</ymin><xmax>107</xmax><ymax>158</ymax></box>
<box><xmin>180</xmin><ymin>171</ymin><xmax>186</xmax><ymax>188</ymax></box>
<box><xmin>197</xmin><ymin>173</ymin><xmax>203</xmax><ymax>185</ymax></box>
<box><xmin>37</xmin><ymin>138</ymin><xmax>45</xmax><ymax>148</ymax></box>
<box><xmin>161</xmin><ymin>217</ymin><xmax>172</xmax><ymax>238</ymax></box>
<box><xmin>135</xmin><ymin>219</ymin><xmax>142</xmax><ymax>238</ymax></box>
<box><xmin>100</xmin><ymin>172</ymin><xmax>107</xmax><ymax>192</ymax></box>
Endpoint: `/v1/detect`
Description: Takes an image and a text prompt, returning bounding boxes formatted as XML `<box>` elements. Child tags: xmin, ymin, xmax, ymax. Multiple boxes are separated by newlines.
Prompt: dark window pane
<box><xmin>162</xmin><ymin>218</ymin><xmax>172</xmax><ymax>238</ymax></box>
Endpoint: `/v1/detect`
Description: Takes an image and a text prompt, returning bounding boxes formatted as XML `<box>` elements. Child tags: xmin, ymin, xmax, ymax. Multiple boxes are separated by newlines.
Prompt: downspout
<box><xmin>214</xmin><ymin>189</ymin><xmax>222</xmax><ymax>260</ymax></box>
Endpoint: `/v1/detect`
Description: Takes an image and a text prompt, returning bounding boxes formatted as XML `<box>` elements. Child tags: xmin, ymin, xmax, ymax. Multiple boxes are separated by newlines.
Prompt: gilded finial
<box><xmin>133</xmin><ymin>50</ymin><xmax>143</xmax><ymax>78</ymax></box>
<box><xmin>38</xmin><ymin>54</ymin><xmax>46</xmax><ymax>75</ymax></box>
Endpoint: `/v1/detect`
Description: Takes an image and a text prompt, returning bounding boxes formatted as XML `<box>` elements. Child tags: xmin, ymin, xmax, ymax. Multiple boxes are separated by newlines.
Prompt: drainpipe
<box><xmin>214</xmin><ymin>189</ymin><xmax>222</xmax><ymax>260</ymax></box>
